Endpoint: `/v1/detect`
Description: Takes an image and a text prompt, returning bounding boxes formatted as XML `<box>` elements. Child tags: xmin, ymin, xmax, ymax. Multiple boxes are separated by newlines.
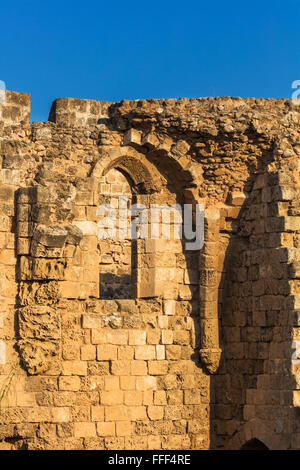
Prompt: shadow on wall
<box><xmin>209</xmin><ymin>144</ymin><xmax>297</xmax><ymax>449</ymax></box>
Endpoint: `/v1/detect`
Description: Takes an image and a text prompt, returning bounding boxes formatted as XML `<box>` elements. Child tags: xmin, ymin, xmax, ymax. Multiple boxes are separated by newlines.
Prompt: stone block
<box><xmin>91</xmin><ymin>406</ymin><xmax>105</xmax><ymax>421</ymax></box>
<box><xmin>100</xmin><ymin>391</ymin><xmax>123</xmax><ymax>405</ymax></box>
<box><xmin>59</xmin><ymin>376</ymin><xmax>81</xmax><ymax>391</ymax></box>
<box><xmin>131</xmin><ymin>360</ymin><xmax>147</xmax><ymax>376</ymax></box>
<box><xmin>134</xmin><ymin>345</ymin><xmax>156</xmax><ymax>360</ymax></box>
<box><xmin>80</xmin><ymin>345</ymin><xmax>96</xmax><ymax>361</ymax></box>
<box><xmin>129</xmin><ymin>330</ymin><xmax>146</xmax><ymax>345</ymax></box>
<box><xmin>97</xmin><ymin>344</ymin><xmax>118</xmax><ymax>360</ymax></box>
<box><xmin>62</xmin><ymin>361</ymin><xmax>87</xmax><ymax>376</ymax></box>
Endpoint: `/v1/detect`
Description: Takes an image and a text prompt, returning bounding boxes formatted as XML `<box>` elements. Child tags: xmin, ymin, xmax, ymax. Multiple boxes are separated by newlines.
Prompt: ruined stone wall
<box><xmin>0</xmin><ymin>91</ymin><xmax>300</xmax><ymax>449</ymax></box>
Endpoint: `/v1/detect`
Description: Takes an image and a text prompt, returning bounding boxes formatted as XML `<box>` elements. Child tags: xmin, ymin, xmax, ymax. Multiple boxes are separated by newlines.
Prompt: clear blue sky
<box><xmin>1</xmin><ymin>0</ymin><xmax>300</xmax><ymax>122</ymax></box>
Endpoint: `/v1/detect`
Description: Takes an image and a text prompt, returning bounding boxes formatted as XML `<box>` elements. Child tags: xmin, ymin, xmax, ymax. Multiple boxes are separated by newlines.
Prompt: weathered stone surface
<box><xmin>17</xmin><ymin>305</ymin><xmax>60</xmax><ymax>375</ymax></box>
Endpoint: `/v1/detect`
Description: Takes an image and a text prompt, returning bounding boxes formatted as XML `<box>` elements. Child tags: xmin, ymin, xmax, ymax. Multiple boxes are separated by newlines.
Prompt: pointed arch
<box><xmin>240</xmin><ymin>438</ymin><xmax>269</xmax><ymax>450</ymax></box>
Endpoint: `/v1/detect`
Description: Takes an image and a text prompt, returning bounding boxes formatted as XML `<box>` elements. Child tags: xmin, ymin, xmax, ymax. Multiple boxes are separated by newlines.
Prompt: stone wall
<box><xmin>0</xmin><ymin>90</ymin><xmax>300</xmax><ymax>449</ymax></box>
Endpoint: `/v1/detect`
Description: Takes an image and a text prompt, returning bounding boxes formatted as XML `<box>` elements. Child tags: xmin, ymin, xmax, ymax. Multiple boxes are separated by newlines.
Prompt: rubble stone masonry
<box><xmin>0</xmin><ymin>90</ymin><xmax>300</xmax><ymax>449</ymax></box>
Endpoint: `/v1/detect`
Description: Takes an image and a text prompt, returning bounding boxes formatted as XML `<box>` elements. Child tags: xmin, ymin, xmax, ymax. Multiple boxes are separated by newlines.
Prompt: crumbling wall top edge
<box><xmin>0</xmin><ymin>90</ymin><xmax>31</xmax><ymax>125</ymax></box>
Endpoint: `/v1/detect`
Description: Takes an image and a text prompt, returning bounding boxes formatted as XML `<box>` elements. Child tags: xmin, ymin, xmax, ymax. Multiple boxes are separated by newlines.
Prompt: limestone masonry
<box><xmin>1</xmin><ymin>90</ymin><xmax>300</xmax><ymax>450</ymax></box>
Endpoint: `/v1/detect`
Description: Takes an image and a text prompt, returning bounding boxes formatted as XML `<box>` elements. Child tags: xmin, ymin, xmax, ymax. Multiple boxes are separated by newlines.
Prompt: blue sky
<box><xmin>1</xmin><ymin>0</ymin><xmax>299</xmax><ymax>122</ymax></box>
